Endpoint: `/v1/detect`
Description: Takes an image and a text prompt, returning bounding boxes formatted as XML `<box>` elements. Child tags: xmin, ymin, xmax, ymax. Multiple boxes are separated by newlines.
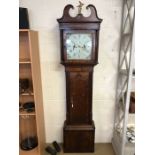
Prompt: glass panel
<box><xmin>65</xmin><ymin>33</ymin><xmax>92</xmax><ymax>60</ymax></box>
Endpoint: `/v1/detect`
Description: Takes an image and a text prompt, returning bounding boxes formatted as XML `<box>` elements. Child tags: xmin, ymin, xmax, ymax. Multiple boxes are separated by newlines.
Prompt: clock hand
<box><xmin>73</xmin><ymin>44</ymin><xmax>76</xmax><ymax>50</ymax></box>
<box><xmin>78</xmin><ymin>49</ymin><xmax>81</xmax><ymax>58</ymax></box>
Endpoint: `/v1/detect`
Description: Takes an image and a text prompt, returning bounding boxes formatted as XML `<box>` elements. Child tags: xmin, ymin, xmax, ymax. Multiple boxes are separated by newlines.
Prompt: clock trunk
<box><xmin>66</xmin><ymin>67</ymin><xmax>93</xmax><ymax>125</ymax></box>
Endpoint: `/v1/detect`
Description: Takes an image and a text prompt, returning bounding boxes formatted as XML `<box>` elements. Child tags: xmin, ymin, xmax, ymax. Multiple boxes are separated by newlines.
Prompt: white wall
<box><xmin>19</xmin><ymin>0</ymin><xmax>122</xmax><ymax>143</ymax></box>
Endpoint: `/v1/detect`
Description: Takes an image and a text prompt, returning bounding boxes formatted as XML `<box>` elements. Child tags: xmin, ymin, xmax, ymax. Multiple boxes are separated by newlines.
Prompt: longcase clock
<box><xmin>57</xmin><ymin>2</ymin><xmax>102</xmax><ymax>153</ymax></box>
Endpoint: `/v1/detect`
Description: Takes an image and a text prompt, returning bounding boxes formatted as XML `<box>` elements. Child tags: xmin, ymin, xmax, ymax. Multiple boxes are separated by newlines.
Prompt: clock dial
<box><xmin>65</xmin><ymin>33</ymin><xmax>92</xmax><ymax>60</ymax></box>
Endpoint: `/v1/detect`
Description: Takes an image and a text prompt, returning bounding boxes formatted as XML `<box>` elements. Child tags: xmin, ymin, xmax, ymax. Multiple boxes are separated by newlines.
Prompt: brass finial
<box><xmin>77</xmin><ymin>1</ymin><xmax>84</xmax><ymax>15</ymax></box>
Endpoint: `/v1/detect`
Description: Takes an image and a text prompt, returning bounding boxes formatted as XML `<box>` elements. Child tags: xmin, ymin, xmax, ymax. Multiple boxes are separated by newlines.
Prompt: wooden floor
<box><xmin>44</xmin><ymin>143</ymin><xmax>115</xmax><ymax>155</ymax></box>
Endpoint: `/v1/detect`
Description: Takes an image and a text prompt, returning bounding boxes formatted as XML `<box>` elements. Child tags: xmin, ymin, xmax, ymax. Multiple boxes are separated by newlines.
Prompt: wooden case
<box><xmin>57</xmin><ymin>4</ymin><xmax>102</xmax><ymax>153</ymax></box>
<box><xmin>65</xmin><ymin>67</ymin><xmax>93</xmax><ymax>125</ymax></box>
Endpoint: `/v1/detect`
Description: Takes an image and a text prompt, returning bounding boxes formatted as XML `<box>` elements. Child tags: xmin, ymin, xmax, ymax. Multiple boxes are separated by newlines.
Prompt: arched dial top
<box><xmin>57</xmin><ymin>4</ymin><xmax>102</xmax><ymax>23</ymax></box>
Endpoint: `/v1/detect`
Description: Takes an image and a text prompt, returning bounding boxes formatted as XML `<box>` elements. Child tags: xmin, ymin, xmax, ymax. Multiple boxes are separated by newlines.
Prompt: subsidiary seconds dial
<box><xmin>65</xmin><ymin>33</ymin><xmax>92</xmax><ymax>60</ymax></box>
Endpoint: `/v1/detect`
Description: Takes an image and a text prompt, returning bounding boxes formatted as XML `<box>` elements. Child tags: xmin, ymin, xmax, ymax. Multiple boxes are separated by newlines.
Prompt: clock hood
<box><xmin>57</xmin><ymin>4</ymin><xmax>102</xmax><ymax>24</ymax></box>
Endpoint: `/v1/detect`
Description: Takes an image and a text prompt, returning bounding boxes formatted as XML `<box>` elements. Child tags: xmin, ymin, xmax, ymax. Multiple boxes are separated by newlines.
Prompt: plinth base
<box><xmin>63</xmin><ymin>121</ymin><xmax>95</xmax><ymax>153</ymax></box>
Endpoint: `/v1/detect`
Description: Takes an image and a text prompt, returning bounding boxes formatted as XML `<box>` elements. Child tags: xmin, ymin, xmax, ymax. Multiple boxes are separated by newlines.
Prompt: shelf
<box><xmin>19</xmin><ymin>147</ymin><xmax>38</xmax><ymax>155</ymax></box>
<box><xmin>119</xmin><ymin>69</ymin><xmax>128</xmax><ymax>75</ymax></box>
<box><xmin>125</xmin><ymin>142</ymin><xmax>135</xmax><ymax>147</ymax></box>
<box><xmin>20</xmin><ymin>92</ymin><xmax>34</xmax><ymax>96</ymax></box>
<box><xmin>19</xmin><ymin>61</ymin><xmax>31</xmax><ymax>65</ymax></box>
<box><xmin>128</xmin><ymin>114</ymin><xmax>135</xmax><ymax>126</ymax></box>
<box><xmin>128</xmin><ymin>113</ymin><xmax>135</xmax><ymax>117</ymax></box>
<box><xmin>122</xmin><ymin>32</ymin><xmax>131</xmax><ymax>38</ymax></box>
<box><xmin>19</xmin><ymin>58</ymin><xmax>31</xmax><ymax>64</ymax></box>
<box><xmin>113</xmin><ymin>127</ymin><xmax>135</xmax><ymax>155</ymax></box>
<box><xmin>19</xmin><ymin>111</ymin><xmax>36</xmax><ymax>116</ymax></box>
<box><xmin>19</xmin><ymin>29</ymin><xmax>30</xmax><ymax>32</ymax></box>
<box><xmin>119</xmin><ymin>99</ymin><xmax>125</xmax><ymax>111</ymax></box>
<box><xmin>119</xmin><ymin>69</ymin><xmax>135</xmax><ymax>78</ymax></box>
<box><xmin>125</xmin><ymin>142</ymin><xmax>135</xmax><ymax>155</ymax></box>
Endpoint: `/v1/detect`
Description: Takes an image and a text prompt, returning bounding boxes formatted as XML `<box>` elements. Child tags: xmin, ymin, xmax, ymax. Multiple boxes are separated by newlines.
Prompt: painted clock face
<box><xmin>65</xmin><ymin>33</ymin><xmax>92</xmax><ymax>60</ymax></box>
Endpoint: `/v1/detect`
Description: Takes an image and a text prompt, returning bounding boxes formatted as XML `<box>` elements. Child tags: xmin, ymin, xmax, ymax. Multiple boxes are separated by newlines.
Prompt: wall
<box><xmin>19</xmin><ymin>0</ymin><xmax>122</xmax><ymax>143</ymax></box>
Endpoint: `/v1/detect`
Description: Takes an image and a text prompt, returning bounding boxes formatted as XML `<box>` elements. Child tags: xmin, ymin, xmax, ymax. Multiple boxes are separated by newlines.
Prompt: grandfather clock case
<box><xmin>57</xmin><ymin>3</ymin><xmax>102</xmax><ymax>153</ymax></box>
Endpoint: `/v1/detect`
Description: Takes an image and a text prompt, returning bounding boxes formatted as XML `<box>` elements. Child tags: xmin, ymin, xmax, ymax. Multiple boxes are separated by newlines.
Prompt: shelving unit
<box><xmin>19</xmin><ymin>29</ymin><xmax>45</xmax><ymax>155</ymax></box>
<box><xmin>112</xmin><ymin>0</ymin><xmax>135</xmax><ymax>155</ymax></box>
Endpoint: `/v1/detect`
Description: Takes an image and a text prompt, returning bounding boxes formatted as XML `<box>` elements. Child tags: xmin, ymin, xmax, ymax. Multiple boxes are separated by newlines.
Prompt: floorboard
<box><xmin>44</xmin><ymin>143</ymin><xmax>115</xmax><ymax>155</ymax></box>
